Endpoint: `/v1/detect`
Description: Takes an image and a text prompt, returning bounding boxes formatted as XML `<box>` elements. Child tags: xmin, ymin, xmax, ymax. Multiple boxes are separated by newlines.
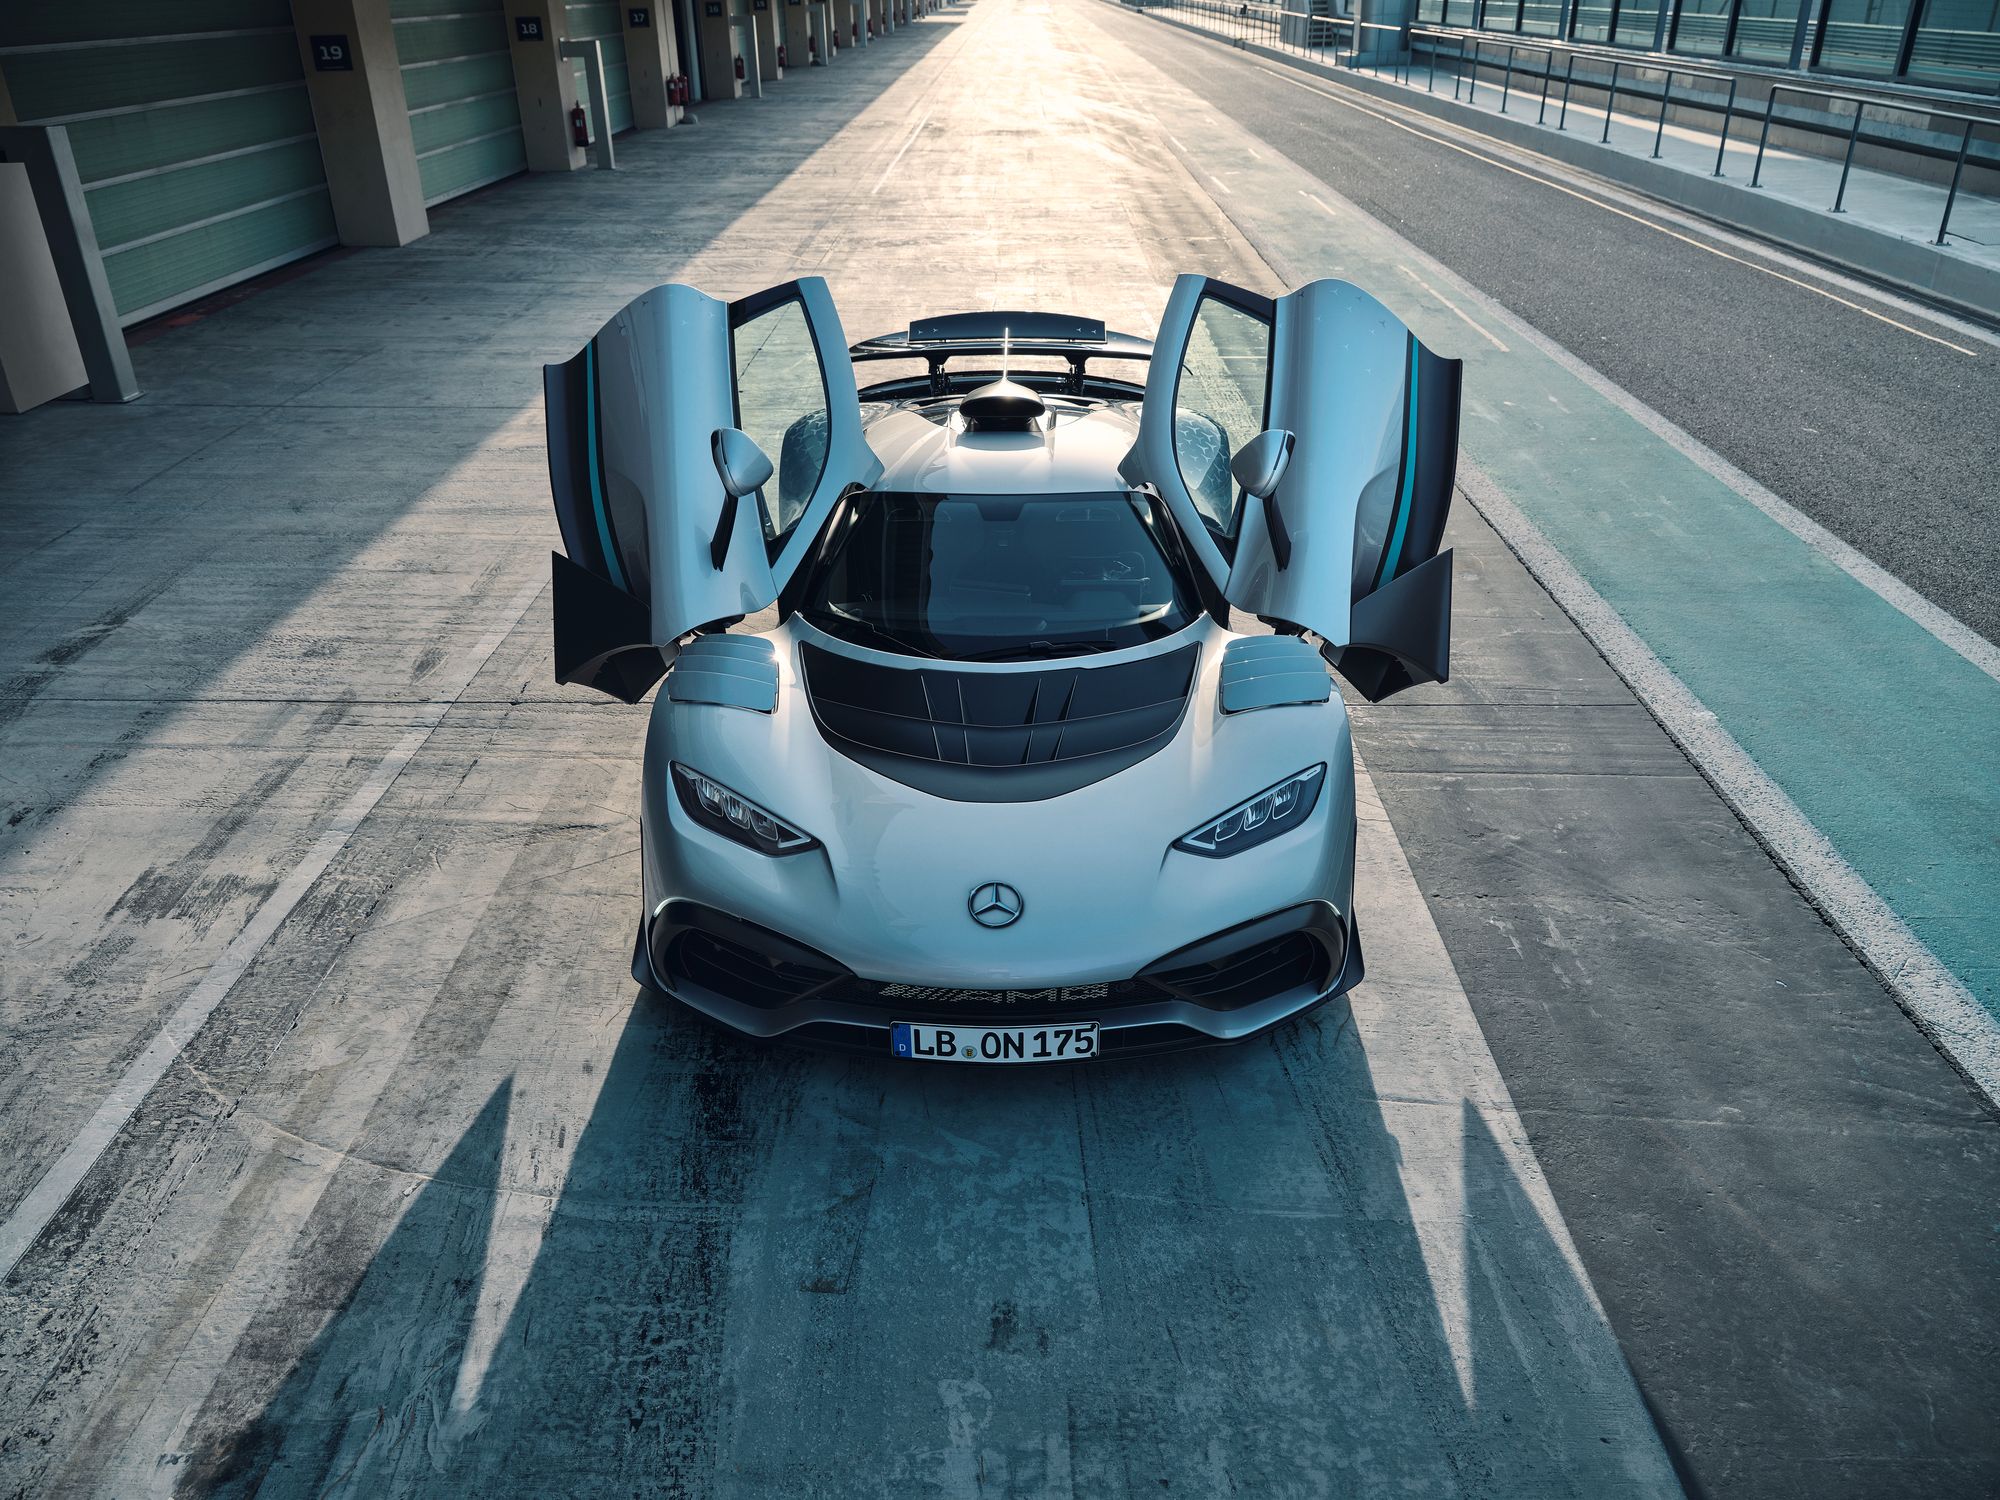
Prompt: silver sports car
<box><xmin>543</xmin><ymin>275</ymin><xmax>1461</xmax><ymax>1059</ymax></box>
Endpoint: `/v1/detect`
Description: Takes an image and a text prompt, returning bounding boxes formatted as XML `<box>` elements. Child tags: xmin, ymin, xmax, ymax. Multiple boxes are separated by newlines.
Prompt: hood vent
<box><xmin>799</xmin><ymin>642</ymin><xmax>1199</xmax><ymax>803</ymax></box>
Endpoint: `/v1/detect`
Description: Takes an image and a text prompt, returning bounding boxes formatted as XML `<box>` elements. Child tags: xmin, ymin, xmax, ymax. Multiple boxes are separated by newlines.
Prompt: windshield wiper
<box><xmin>957</xmin><ymin>639</ymin><xmax>1117</xmax><ymax>662</ymax></box>
<box><xmin>804</xmin><ymin>610</ymin><xmax>942</xmax><ymax>659</ymax></box>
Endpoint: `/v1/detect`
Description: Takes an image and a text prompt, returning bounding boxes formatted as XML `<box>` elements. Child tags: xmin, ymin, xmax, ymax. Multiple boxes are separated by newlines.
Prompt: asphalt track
<box><xmin>0</xmin><ymin>2</ymin><xmax>1995</xmax><ymax>1497</ymax></box>
<box><xmin>1103</xmin><ymin>5</ymin><xmax>2000</xmax><ymax>642</ymax></box>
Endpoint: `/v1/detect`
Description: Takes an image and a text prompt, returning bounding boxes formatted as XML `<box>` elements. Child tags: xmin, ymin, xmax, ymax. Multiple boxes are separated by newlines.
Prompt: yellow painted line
<box><xmin>1252</xmin><ymin>65</ymin><xmax>1983</xmax><ymax>359</ymax></box>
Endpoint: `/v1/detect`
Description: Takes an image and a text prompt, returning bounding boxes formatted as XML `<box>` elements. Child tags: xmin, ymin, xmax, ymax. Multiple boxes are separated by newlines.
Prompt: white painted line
<box><xmin>1339</xmin><ymin>750</ymin><xmax>1681</xmax><ymax>1492</ymax></box>
<box><xmin>1382</xmin><ymin>226</ymin><xmax>2000</xmax><ymax>685</ymax></box>
<box><xmin>1299</xmin><ymin>188</ymin><xmax>1337</xmax><ymax>217</ymax></box>
<box><xmin>1250</xmin><ymin>65</ymin><xmax>1984</xmax><ymax>359</ymax></box>
<box><xmin>1245</xmin><ymin>140</ymin><xmax>2000</xmax><ymax>687</ymax></box>
<box><xmin>1207</xmin><ymin>170</ymin><xmax>1233</xmax><ymax>194</ymax></box>
<box><xmin>871</xmin><ymin>105</ymin><xmax>936</xmax><ymax>194</ymax></box>
<box><xmin>0</xmin><ymin>571</ymin><xmax>548</xmax><ymax>1282</ymax></box>
<box><xmin>1459</xmin><ymin>459</ymin><xmax>2000</xmax><ymax>1109</ymax></box>
<box><xmin>1395</xmin><ymin>262</ymin><xmax>1509</xmax><ymax>351</ymax></box>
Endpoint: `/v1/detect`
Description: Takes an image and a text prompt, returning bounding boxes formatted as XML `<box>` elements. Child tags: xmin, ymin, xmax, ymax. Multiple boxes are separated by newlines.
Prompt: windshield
<box><xmin>796</xmin><ymin>491</ymin><xmax>1203</xmax><ymax>661</ymax></box>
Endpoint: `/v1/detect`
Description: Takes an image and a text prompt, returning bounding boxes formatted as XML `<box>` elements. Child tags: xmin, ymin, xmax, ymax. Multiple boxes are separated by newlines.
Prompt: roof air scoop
<box><xmin>959</xmin><ymin>376</ymin><xmax>1047</xmax><ymax>431</ymax></box>
<box><xmin>958</xmin><ymin>325</ymin><xmax>1048</xmax><ymax>432</ymax></box>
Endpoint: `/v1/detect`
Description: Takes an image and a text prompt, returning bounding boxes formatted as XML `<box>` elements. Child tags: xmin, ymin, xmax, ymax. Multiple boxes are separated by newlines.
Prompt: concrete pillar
<box><xmin>0</xmin><ymin>161</ymin><xmax>87</xmax><ymax>413</ymax></box>
<box><xmin>695</xmin><ymin>0</ymin><xmax>746</xmax><ymax>101</ymax></box>
<box><xmin>508</xmin><ymin>0</ymin><xmax>588</xmax><ymax>170</ymax></box>
<box><xmin>750</xmin><ymin>0</ymin><xmax>784</xmax><ymax>81</ymax></box>
<box><xmin>290</xmin><ymin>0</ymin><xmax>427</xmax><ymax>246</ymax></box>
<box><xmin>781</xmin><ymin>0</ymin><xmax>815</xmax><ymax>70</ymax></box>
<box><xmin>622</xmin><ymin>1</ymin><xmax>685</xmax><ymax>127</ymax></box>
<box><xmin>807</xmin><ymin>1</ymin><xmax>833</xmax><ymax>63</ymax></box>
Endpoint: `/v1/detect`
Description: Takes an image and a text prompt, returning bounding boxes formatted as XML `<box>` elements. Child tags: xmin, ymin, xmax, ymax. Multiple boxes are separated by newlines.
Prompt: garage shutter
<box><xmin>565</xmin><ymin>3</ymin><xmax>634</xmax><ymax>136</ymax></box>
<box><xmin>0</xmin><ymin>1</ymin><xmax>336</xmax><ymax>325</ymax></box>
<box><xmin>392</xmin><ymin>0</ymin><xmax>526</xmax><ymax>206</ymax></box>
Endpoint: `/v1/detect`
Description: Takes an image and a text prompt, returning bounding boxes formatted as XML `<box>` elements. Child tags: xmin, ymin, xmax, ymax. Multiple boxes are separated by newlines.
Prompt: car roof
<box><xmin>862</xmin><ymin>397</ymin><xmax>1141</xmax><ymax>495</ymax></box>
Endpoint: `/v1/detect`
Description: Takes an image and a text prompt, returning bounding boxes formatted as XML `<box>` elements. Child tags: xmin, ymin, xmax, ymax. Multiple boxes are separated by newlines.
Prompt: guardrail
<box><xmin>1747</xmin><ymin>81</ymin><xmax>1993</xmax><ymax>241</ymax></box>
<box><xmin>1128</xmin><ymin>1</ymin><xmax>1999</xmax><ymax>247</ymax></box>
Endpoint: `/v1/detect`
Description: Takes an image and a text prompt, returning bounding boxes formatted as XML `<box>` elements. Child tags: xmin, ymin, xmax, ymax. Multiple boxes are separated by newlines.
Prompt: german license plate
<box><xmin>891</xmin><ymin>1021</ymin><xmax>1098</xmax><ymax>1063</ymax></box>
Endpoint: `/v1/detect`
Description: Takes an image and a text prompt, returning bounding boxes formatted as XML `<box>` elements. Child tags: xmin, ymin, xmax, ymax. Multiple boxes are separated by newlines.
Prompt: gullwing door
<box><xmin>1127</xmin><ymin>275</ymin><xmax>1464</xmax><ymax>702</ymax></box>
<box><xmin>544</xmin><ymin>277</ymin><xmax>881</xmax><ymax>701</ymax></box>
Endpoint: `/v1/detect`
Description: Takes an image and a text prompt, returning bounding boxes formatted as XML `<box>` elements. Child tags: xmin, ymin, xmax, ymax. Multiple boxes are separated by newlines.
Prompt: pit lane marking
<box><xmin>0</xmin><ymin>571</ymin><xmax>549</xmax><ymax>1281</ymax></box>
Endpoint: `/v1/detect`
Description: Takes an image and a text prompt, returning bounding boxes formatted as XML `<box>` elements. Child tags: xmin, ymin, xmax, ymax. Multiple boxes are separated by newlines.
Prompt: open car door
<box><xmin>544</xmin><ymin>277</ymin><xmax>881</xmax><ymax>701</ymax></box>
<box><xmin>1123</xmin><ymin>275</ymin><xmax>1463</xmax><ymax>702</ymax></box>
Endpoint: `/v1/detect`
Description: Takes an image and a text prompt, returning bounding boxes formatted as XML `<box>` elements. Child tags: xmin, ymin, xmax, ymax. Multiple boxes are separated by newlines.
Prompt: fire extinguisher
<box><xmin>808</xmin><ymin>32</ymin><xmax>817</xmax><ymax>60</ymax></box>
<box><xmin>733</xmin><ymin>53</ymin><xmax>745</xmax><ymax>80</ymax></box>
<box><xmin>777</xmin><ymin>43</ymin><xmax>787</xmax><ymax>68</ymax></box>
<box><xmin>569</xmin><ymin>102</ymin><xmax>587</xmax><ymax>148</ymax></box>
<box><xmin>670</xmin><ymin>74</ymin><xmax>683</xmax><ymax>106</ymax></box>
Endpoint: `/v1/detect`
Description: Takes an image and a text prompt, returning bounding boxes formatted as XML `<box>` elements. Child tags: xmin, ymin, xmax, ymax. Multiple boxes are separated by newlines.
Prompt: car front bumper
<box><xmin>633</xmin><ymin>898</ymin><xmax>1365</xmax><ymax>1055</ymax></box>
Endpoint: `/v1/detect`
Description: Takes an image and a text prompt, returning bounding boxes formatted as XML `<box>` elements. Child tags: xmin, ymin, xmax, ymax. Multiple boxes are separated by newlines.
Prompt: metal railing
<box><xmin>1746</xmin><ymin>81</ymin><xmax>1994</xmax><ymax>241</ymax></box>
<box><xmin>1409</xmin><ymin>25</ymin><xmax>1741</xmax><ymax>176</ymax></box>
<box><xmin>1128</xmin><ymin>0</ymin><xmax>1999</xmax><ymax>247</ymax></box>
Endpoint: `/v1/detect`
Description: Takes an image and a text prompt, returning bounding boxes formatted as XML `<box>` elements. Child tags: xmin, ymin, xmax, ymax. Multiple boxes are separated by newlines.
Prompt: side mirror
<box><xmin>1230</xmin><ymin>428</ymin><xmax>1294</xmax><ymax>500</ymax></box>
<box><xmin>711</xmin><ymin>426</ymin><xmax>774</xmax><ymax>499</ymax></box>
<box><xmin>1233</xmin><ymin>429</ymin><xmax>1297</xmax><ymax>570</ymax></box>
<box><xmin>707</xmin><ymin>428</ymin><xmax>774</xmax><ymax>571</ymax></box>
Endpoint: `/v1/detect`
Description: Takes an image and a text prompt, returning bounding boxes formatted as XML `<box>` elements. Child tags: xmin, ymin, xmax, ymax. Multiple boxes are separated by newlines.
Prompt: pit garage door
<box><xmin>0</xmin><ymin>1</ymin><xmax>336</xmax><ymax>325</ymax></box>
<box><xmin>565</xmin><ymin>3</ymin><xmax>634</xmax><ymax>137</ymax></box>
<box><xmin>392</xmin><ymin>0</ymin><xmax>527</xmax><ymax>206</ymax></box>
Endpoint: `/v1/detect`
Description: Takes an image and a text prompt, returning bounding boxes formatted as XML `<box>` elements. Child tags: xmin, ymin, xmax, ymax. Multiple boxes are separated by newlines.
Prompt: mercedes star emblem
<box><xmin>968</xmin><ymin>881</ymin><xmax>1024</xmax><ymax>928</ymax></box>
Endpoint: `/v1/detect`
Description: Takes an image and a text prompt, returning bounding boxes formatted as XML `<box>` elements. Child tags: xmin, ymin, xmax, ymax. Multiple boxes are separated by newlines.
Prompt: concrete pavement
<box><xmin>0</xmin><ymin>2</ymin><xmax>1995</xmax><ymax>1496</ymax></box>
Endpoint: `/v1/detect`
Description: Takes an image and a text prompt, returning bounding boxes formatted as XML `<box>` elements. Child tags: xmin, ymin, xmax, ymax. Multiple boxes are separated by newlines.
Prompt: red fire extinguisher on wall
<box><xmin>777</xmin><ymin>44</ymin><xmax>787</xmax><ymax>68</ymax></box>
<box><xmin>569</xmin><ymin>102</ymin><xmax>587</xmax><ymax>147</ymax></box>
<box><xmin>808</xmin><ymin>32</ymin><xmax>817</xmax><ymax>60</ymax></box>
<box><xmin>733</xmin><ymin>53</ymin><xmax>745</xmax><ymax>80</ymax></box>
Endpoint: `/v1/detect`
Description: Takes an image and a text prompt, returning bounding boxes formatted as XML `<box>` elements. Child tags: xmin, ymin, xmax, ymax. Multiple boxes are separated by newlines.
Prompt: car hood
<box><xmin>642</xmin><ymin>618</ymin><xmax>1356</xmax><ymax>987</ymax></box>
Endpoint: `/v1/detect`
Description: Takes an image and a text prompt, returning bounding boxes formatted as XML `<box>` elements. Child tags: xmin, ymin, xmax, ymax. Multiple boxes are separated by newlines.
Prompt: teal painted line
<box><xmin>1173</xmin><ymin>136</ymin><xmax>2000</xmax><ymax>1028</ymax></box>
<box><xmin>1376</xmin><ymin>336</ymin><xmax>1419</xmax><ymax>588</ymax></box>
<box><xmin>585</xmin><ymin>342</ymin><xmax>627</xmax><ymax>594</ymax></box>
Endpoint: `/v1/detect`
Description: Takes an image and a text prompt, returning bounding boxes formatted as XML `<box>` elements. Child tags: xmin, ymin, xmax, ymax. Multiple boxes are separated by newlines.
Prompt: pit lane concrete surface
<box><xmin>0</xmin><ymin>2</ymin><xmax>1994</xmax><ymax>1497</ymax></box>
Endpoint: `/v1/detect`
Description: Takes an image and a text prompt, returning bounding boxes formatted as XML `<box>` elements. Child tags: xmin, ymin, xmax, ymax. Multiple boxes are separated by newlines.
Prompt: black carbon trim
<box><xmin>798</xmin><ymin>642</ymin><xmax>1200</xmax><ymax>803</ymax></box>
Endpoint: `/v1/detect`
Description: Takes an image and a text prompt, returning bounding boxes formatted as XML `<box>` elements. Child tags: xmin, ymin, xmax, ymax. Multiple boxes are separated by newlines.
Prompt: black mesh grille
<box><xmin>1145</xmin><ymin>931</ymin><xmax>1327</xmax><ymax>1011</ymax></box>
<box><xmin>669</xmin><ymin>930</ymin><xmax>840</xmax><ymax>1010</ymax></box>
<box><xmin>799</xmin><ymin>642</ymin><xmax>1198</xmax><ymax>777</ymax></box>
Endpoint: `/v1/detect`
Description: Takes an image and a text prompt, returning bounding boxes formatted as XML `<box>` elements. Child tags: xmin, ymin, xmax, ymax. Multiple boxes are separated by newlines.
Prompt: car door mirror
<box><xmin>1229</xmin><ymin>428</ymin><xmax>1294</xmax><ymax>499</ymax></box>
<box><xmin>711</xmin><ymin>426</ymin><xmax>774</xmax><ymax>499</ymax></box>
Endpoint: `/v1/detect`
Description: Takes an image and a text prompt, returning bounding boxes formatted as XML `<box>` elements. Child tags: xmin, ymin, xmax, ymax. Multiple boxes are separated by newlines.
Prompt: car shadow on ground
<box><xmin>173</xmin><ymin>983</ymin><xmax>1676</xmax><ymax>1497</ymax></box>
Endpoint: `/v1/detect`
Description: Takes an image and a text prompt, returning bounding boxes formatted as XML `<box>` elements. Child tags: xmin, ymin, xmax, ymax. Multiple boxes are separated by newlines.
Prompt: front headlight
<box><xmin>1173</xmin><ymin>764</ymin><xmax>1325</xmax><ymax>858</ymax></box>
<box><xmin>671</xmin><ymin>763</ymin><xmax>818</xmax><ymax>857</ymax></box>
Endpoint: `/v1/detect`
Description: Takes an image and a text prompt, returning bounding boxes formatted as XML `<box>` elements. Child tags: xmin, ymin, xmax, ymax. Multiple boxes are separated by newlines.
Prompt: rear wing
<box><xmin>850</xmin><ymin>311</ymin><xmax>1153</xmax><ymax>396</ymax></box>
